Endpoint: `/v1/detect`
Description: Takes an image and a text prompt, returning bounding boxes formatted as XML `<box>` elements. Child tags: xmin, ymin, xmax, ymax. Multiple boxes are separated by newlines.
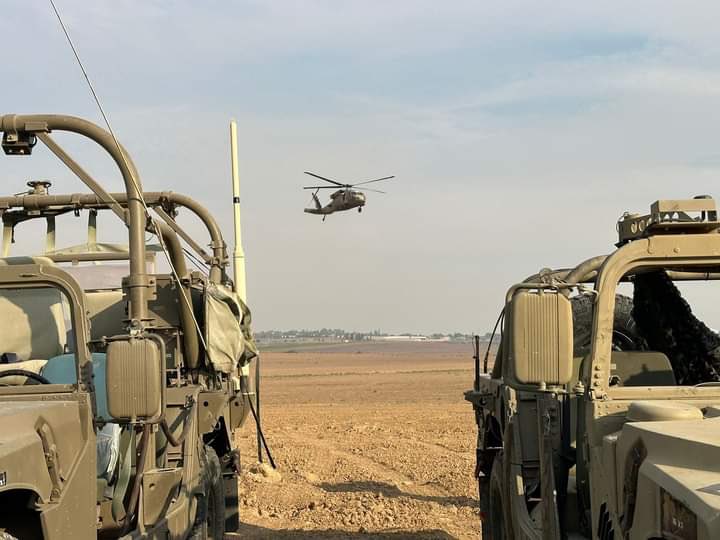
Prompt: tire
<box><xmin>488</xmin><ymin>452</ymin><xmax>507</xmax><ymax>540</ymax></box>
<box><xmin>572</xmin><ymin>293</ymin><xmax>641</xmax><ymax>535</ymax></box>
<box><xmin>189</xmin><ymin>447</ymin><xmax>225</xmax><ymax>540</ymax></box>
<box><xmin>478</xmin><ymin>474</ymin><xmax>491</xmax><ymax>539</ymax></box>
<box><xmin>571</xmin><ymin>293</ymin><xmax>642</xmax><ymax>356</ymax></box>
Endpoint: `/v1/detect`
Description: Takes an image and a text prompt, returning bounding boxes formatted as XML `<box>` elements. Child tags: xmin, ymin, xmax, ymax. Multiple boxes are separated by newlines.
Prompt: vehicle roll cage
<box><xmin>0</xmin><ymin>114</ymin><xmax>230</xmax><ymax>331</ymax></box>
<box><xmin>511</xmin><ymin>232</ymin><xmax>720</xmax><ymax>396</ymax></box>
<box><xmin>0</xmin><ymin>191</ymin><xmax>229</xmax><ymax>279</ymax></box>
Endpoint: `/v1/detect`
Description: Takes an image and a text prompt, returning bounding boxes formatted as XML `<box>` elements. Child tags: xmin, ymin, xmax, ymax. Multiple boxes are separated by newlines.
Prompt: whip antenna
<box><xmin>230</xmin><ymin>119</ymin><xmax>247</xmax><ymax>302</ymax></box>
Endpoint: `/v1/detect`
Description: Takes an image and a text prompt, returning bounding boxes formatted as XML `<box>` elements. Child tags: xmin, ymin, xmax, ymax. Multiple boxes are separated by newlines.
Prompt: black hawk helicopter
<box><xmin>303</xmin><ymin>171</ymin><xmax>395</xmax><ymax>221</ymax></box>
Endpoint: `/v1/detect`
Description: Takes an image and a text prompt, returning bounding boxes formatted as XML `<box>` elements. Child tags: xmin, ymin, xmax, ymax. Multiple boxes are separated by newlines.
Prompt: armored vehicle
<box><xmin>466</xmin><ymin>197</ymin><xmax>720</xmax><ymax>539</ymax></box>
<box><xmin>0</xmin><ymin>114</ymin><xmax>258</xmax><ymax>539</ymax></box>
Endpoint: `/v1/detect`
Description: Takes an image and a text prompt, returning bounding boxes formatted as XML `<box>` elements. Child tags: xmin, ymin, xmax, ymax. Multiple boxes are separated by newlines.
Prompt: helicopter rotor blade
<box><xmin>355</xmin><ymin>187</ymin><xmax>386</xmax><ymax>194</ymax></box>
<box><xmin>303</xmin><ymin>186</ymin><xmax>340</xmax><ymax>190</ymax></box>
<box><xmin>303</xmin><ymin>171</ymin><xmax>347</xmax><ymax>187</ymax></box>
<box><xmin>351</xmin><ymin>175</ymin><xmax>395</xmax><ymax>186</ymax></box>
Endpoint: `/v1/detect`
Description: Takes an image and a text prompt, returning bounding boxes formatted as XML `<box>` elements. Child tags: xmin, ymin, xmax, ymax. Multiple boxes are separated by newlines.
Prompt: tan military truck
<box><xmin>0</xmin><ymin>114</ymin><xmax>258</xmax><ymax>539</ymax></box>
<box><xmin>466</xmin><ymin>197</ymin><xmax>720</xmax><ymax>539</ymax></box>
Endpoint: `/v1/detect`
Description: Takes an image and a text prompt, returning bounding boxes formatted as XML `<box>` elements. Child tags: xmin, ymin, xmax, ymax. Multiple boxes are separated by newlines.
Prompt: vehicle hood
<box><xmin>613</xmin><ymin>415</ymin><xmax>720</xmax><ymax>540</ymax></box>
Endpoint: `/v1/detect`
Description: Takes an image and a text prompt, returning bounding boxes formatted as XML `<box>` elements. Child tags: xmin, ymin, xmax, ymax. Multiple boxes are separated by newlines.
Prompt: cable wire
<box><xmin>49</xmin><ymin>3</ymin><xmax>275</xmax><ymax>467</ymax></box>
<box><xmin>183</xmin><ymin>247</ymin><xmax>210</xmax><ymax>275</ymax></box>
<box><xmin>49</xmin><ymin>0</ymin><xmax>211</xmax><ymax>356</ymax></box>
<box><xmin>241</xmin><ymin>375</ymin><xmax>276</xmax><ymax>468</ymax></box>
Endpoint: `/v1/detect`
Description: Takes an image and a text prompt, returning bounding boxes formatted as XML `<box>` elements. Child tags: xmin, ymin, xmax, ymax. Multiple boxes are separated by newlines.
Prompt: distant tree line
<box><xmin>254</xmin><ymin>329</ymin><xmax>488</xmax><ymax>342</ymax></box>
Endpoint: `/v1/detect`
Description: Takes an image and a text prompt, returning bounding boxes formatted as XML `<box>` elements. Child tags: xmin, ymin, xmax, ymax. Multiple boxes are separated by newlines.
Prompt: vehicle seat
<box><xmin>610</xmin><ymin>351</ymin><xmax>676</xmax><ymax>386</ymax></box>
<box><xmin>42</xmin><ymin>353</ymin><xmax>111</xmax><ymax>419</ymax></box>
<box><xmin>42</xmin><ymin>353</ymin><xmax>120</xmax><ymax>480</ymax></box>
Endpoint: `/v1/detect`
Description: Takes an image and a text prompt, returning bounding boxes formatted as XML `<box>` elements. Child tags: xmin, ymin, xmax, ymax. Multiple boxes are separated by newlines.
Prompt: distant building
<box><xmin>370</xmin><ymin>335</ymin><xmax>428</xmax><ymax>342</ymax></box>
<box><xmin>255</xmin><ymin>329</ymin><xmax>478</xmax><ymax>345</ymax></box>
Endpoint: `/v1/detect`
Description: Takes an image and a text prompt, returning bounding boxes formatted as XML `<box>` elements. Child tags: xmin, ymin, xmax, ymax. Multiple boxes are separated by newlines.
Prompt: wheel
<box><xmin>488</xmin><ymin>452</ymin><xmax>507</xmax><ymax>540</ymax></box>
<box><xmin>572</xmin><ymin>293</ymin><xmax>641</xmax><ymax>535</ymax></box>
<box><xmin>478</xmin><ymin>474</ymin><xmax>491</xmax><ymax>539</ymax></box>
<box><xmin>571</xmin><ymin>293</ymin><xmax>642</xmax><ymax>356</ymax></box>
<box><xmin>189</xmin><ymin>447</ymin><xmax>225</xmax><ymax>540</ymax></box>
<box><xmin>358</xmin><ymin>206</ymin><xmax>362</xmax><ymax>213</ymax></box>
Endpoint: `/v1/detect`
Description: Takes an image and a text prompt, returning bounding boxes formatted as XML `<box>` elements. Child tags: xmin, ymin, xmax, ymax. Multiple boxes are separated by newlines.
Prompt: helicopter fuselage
<box><xmin>304</xmin><ymin>188</ymin><xmax>366</xmax><ymax>215</ymax></box>
<box><xmin>302</xmin><ymin>171</ymin><xmax>393</xmax><ymax>219</ymax></box>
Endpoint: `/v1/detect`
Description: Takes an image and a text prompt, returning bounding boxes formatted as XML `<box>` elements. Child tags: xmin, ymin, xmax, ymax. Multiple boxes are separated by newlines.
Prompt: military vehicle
<box><xmin>466</xmin><ymin>197</ymin><xmax>720</xmax><ymax>539</ymax></box>
<box><xmin>0</xmin><ymin>114</ymin><xmax>259</xmax><ymax>539</ymax></box>
<box><xmin>303</xmin><ymin>171</ymin><xmax>394</xmax><ymax>220</ymax></box>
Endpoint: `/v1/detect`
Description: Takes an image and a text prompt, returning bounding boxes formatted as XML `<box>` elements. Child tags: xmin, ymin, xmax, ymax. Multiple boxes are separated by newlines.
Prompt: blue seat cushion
<box><xmin>43</xmin><ymin>353</ymin><xmax>110</xmax><ymax>421</ymax></box>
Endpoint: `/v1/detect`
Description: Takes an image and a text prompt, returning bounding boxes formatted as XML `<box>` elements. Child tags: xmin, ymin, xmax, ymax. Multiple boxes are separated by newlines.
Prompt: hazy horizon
<box><xmin>5</xmin><ymin>2</ymin><xmax>720</xmax><ymax>334</ymax></box>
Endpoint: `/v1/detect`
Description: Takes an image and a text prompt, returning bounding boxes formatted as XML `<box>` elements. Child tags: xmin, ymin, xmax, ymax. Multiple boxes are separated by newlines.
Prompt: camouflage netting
<box><xmin>632</xmin><ymin>271</ymin><xmax>720</xmax><ymax>385</ymax></box>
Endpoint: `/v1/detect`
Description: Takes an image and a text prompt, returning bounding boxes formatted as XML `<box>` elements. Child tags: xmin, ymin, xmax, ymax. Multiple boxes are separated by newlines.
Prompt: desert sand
<box><xmin>228</xmin><ymin>342</ymin><xmax>483</xmax><ymax>539</ymax></box>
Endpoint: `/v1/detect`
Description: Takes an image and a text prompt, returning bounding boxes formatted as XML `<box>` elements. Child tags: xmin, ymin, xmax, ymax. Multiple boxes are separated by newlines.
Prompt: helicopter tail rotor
<box><xmin>305</xmin><ymin>189</ymin><xmax>322</xmax><ymax>210</ymax></box>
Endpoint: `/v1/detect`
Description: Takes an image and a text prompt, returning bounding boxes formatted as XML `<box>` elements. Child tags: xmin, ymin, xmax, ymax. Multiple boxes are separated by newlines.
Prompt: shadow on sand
<box><xmin>318</xmin><ymin>480</ymin><xmax>477</xmax><ymax>510</ymax></box>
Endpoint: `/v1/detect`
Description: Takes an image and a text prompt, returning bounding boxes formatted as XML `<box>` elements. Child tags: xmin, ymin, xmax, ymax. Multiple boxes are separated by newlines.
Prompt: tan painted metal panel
<box><xmin>512</xmin><ymin>291</ymin><xmax>573</xmax><ymax>385</ymax></box>
<box><xmin>106</xmin><ymin>339</ymin><xmax>162</xmax><ymax>421</ymax></box>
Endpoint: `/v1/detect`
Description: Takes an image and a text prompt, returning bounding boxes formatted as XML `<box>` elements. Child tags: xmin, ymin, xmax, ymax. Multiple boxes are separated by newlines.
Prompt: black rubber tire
<box><xmin>572</xmin><ymin>293</ymin><xmax>641</xmax><ymax>535</ymax></box>
<box><xmin>189</xmin><ymin>495</ymin><xmax>208</xmax><ymax>540</ymax></box>
<box><xmin>488</xmin><ymin>452</ymin><xmax>506</xmax><ymax>540</ymax></box>
<box><xmin>571</xmin><ymin>293</ymin><xmax>642</xmax><ymax>356</ymax></box>
<box><xmin>478</xmin><ymin>474</ymin><xmax>491</xmax><ymax>539</ymax></box>
<box><xmin>189</xmin><ymin>447</ymin><xmax>225</xmax><ymax>540</ymax></box>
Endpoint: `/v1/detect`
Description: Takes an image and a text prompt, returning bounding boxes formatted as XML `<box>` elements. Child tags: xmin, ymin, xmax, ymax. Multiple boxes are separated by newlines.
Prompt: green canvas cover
<box><xmin>204</xmin><ymin>283</ymin><xmax>251</xmax><ymax>373</ymax></box>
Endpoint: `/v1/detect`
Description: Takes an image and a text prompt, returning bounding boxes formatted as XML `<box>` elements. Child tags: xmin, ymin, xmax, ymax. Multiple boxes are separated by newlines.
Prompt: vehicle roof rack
<box><xmin>617</xmin><ymin>196</ymin><xmax>720</xmax><ymax>245</ymax></box>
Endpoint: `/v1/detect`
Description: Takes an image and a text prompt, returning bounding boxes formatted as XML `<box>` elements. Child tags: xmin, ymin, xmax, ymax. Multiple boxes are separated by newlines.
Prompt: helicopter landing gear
<box><xmin>358</xmin><ymin>207</ymin><xmax>363</xmax><ymax>213</ymax></box>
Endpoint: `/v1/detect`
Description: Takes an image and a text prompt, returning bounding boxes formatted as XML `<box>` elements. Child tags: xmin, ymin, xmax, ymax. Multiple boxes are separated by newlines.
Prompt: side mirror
<box><xmin>106</xmin><ymin>337</ymin><xmax>163</xmax><ymax>422</ymax></box>
<box><xmin>511</xmin><ymin>290</ymin><xmax>573</xmax><ymax>386</ymax></box>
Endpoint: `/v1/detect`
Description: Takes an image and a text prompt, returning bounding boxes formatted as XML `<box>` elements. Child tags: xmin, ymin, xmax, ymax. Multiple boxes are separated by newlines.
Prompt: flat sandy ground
<box><xmin>228</xmin><ymin>342</ymin><xmax>484</xmax><ymax>539</ymax></box>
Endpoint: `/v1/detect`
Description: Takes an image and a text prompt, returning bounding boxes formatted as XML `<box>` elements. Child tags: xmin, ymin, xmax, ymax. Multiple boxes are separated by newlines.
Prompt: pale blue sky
<box><xmin>4</xmin><ymin>1</ymin><xmax>720</xmax><ymax>333</ymax></box>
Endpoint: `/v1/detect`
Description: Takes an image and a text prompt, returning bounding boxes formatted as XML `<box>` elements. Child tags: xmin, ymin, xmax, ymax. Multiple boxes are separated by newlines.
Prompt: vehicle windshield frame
<box><xmin>589</xmin><ymin>233</ymin><xmax>720</xmax><ymax>398</ymax></box>
<box><xmin>0</xmin><ymin>263</ymin><xmax>90</xmax><ymax>394</ymax></box>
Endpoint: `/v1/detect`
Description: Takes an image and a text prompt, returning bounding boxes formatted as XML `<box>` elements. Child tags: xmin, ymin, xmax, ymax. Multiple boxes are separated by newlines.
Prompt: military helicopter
<box><xmin>303</xmin><ymin>171</ymin><xmax>395</xmax><ymax>221</ymax></box>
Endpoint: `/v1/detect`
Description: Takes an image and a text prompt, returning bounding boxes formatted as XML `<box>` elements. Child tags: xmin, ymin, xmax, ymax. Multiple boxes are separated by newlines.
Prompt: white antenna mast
<box><xmin>230</xmin><ymin>119</ymin><xmax>247</xmax><ymax>302</ymax></box>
